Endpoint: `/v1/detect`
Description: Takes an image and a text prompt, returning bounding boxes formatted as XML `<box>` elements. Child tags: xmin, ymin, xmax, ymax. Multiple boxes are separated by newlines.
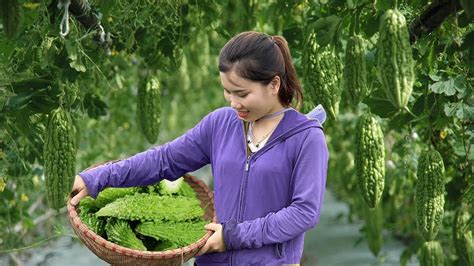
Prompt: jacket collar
<box><xmin>266</xmin><ymin>108</ymin><xmax>323</xmax><ymax>144</ymax></box>
<box><xmin>238</xmin><ymin>109</ymin><xmax>323</xmax><ymax>157</ymax></box>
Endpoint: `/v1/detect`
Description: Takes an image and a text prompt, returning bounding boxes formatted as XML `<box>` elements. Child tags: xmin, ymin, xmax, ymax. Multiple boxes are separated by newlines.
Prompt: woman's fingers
<box><xmin>196</xmin><ymin>242</ymin><xmax>210</xmax><ymax>257</ymax></box>
<box><xmin>70</xmin><ymin>175</ymin><xmax>89</xmax><ymax>206</ymax></box>
<box><xmin>70</xmin><ymin>188</ymin><xmax>88</xmax><ymax>206</ymax></box>
<box><xmin>196</xmin><ymin>223</ymin><xmax>225</xmax><ymax>257</ymax></box>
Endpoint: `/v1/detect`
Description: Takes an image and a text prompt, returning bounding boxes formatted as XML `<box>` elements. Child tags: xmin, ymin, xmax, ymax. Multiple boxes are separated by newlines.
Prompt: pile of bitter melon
<box><xmin>77</xmin><ymin>178</ymin><xmax>208</xmax><ymax>251</ymax></box>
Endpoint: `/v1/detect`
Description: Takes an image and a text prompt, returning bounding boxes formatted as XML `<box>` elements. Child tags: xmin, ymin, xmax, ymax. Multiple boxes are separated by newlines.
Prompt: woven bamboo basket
<box><xmin>68</xmin><ymin>173</ymin><xmax>216</xmax><ymax>266</ymax></box>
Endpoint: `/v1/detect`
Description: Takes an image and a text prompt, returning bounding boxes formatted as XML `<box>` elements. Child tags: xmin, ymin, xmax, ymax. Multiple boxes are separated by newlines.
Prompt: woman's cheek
<box><xmin>223</xmin><ymin>93</ymin><xmax>231</xmax><ymax>103</ymax></box>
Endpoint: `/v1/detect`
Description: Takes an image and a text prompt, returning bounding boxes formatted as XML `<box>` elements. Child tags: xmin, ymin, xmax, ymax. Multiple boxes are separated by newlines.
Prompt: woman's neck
<box><xmin>252</xmin><ymin>106</ymin><xmax>287</xmax><ymax>131</ymax></box>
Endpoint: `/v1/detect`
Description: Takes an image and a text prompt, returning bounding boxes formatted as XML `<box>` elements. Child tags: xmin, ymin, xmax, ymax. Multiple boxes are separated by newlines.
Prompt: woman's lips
<box><xmin>237</xmin><ymin>111</ymin><xmax>249</xmax><ymax>118</ymax></box>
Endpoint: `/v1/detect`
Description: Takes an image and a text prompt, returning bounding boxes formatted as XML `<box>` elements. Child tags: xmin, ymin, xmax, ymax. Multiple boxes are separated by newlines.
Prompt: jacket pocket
<box><xmin>275</xmin><ymin>243</ymin><xmax>285</xmax><ymax>259</ymax></box>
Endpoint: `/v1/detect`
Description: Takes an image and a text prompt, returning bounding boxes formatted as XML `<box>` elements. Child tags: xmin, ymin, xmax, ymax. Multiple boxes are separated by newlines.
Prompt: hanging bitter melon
<box><xmin>453</xmin><ymin>209</ymin><xmax>474</xmax><ymax>265</ymax></box>
<box><xmin>354</xmin><ymin>113</ymin><xmax>385</xmax><ymax>208</ymax></box>
<box><xmin>1</xmin><ymin>0</ymin><xmax>22</xmax><ymax>39</ymax></box>
<box><xmin>376</xmin><ymin>9</ymin><xmax>414</xmax><ymax>109</ymax></box>
<box><xmin>344</xmin><ymin>35</ymin><xmax>368</xmax><ymax>105</ymax></box>
<box><xmin>137</xmin><ymin>74</ymin><xmax>161</xmax><ymax>144</ymax></box>
<box><xmin>415</xmin><ymin>149</ymin><xmax>445</xmax><ymax>242</ymax></box>
<box><xmin>44</xmin><ymin>108</ymin><xmax>77</xmax><ymax>210</ymax></box>
<box><xmin>419</xmin><ymin>241</ymin><xmax>444</xmax><ymax>266</ymax></box>
<box><xmin>303</xmin><ymin>31</ymin><xmax>342</xmax><ymax>120</ymax></box>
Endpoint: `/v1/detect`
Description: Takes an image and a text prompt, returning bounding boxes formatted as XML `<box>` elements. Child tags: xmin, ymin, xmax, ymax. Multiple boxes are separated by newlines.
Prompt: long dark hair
<box><xmin>218</xmin><ymin>31</ymin><xmax>303</xmax><ymax>109</ymax></box>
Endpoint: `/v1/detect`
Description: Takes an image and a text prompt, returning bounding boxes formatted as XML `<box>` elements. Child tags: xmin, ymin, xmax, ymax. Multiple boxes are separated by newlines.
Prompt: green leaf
<box><xmin>312</xmin><ymin>15</ymin><xmax>341</xmax><ymax>47</ymax></box>
<box><xmin>65</xmin><ymin>40</ymin><xmax>86</xmax><ymax>72</ymax></box>
<box><xmin>0</xmin><ymin>187</ymin><xmax>14</xmax><ymax>201</ymax></box>
<box><xmin>70</xmin><ymin>60</ymin><xmax>86</xmax><ymax>72</ymax></box>
<box><xmin>456</xmin><ymin>103</ymin><xmax>474</xmax><ymax>120</ymax></box>
<box><xmin>84</xmin><ymin>93</ymin><xmax>108</xmax><ymax>119</ymax></box>
<box><xmin>459</xmin><ymin>31</ymin><xmax>474</xmax><ymax>51</ymax></box>
<box><xmin>444</xmin><ymin>102</ymin><xmax>458</xmax><ymax>117</ymax></box>
<box><xmin>412</xmin><ymin>94</ymin><xmax>425</xmax><ymax>115</ymax></box>
<box><xmin>283</xmin><ymin>25</ymin><xmax>304</xmax><ymax>49</ymax></box>
<box><xmin>430</xmin><ymin>81</ymin><xmax>456</xmax><ymax>96</ymax></box>
<box><xmin>4</xmin><ymin>92</ymin><xmax>32</xmax><ymax>110</ymax></box>
<box><xmin>428</xmin><ymin>74</ymin><xmax>442</xmax><ymax>82</ymax></box>
<box><xmin>363</xmin><ymin>14</ymin><xmax>380</xmax><ymax>37</ymax></box>
<box><xmin>429</xmin><ymin>75</ymin><xmax>466</xmax><ymax>96</ymax></box>
<box><xmin>458</xmin><ymin>12</ymin><xmax>472</xmax><ymax>28</ymax></box>
<box><xmin>387</xmin><ymin>112</ymin><xmax>412</xmax><ymax>130</ymax></box>
<box><xmin>376</xmin><ymin>0</ymin><xmax>396</xmax><ymax>12</ymax></box>
<box><xmin>444</xmin><ymin>102</ymin><xmax>474</xmax><ymax>120</ymax></box>
<box><xmin>363</xmin><ymin>88</ymin><xmax>399</xmax><ymax>118</ymax></box>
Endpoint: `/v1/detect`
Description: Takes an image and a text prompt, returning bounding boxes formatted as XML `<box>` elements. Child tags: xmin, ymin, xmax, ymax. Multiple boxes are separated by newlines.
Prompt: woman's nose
<box><xmin>230</xmin><ymin>100</ymin><xmax>242</xmax><ymax>109</ymax></box>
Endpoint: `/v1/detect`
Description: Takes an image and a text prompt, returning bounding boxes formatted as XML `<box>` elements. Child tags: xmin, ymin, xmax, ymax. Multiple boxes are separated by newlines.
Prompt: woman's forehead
<box><xmin>220</xmin><ymin>71</ymin><xmax>251</xmax><ymax>91</ymax></box>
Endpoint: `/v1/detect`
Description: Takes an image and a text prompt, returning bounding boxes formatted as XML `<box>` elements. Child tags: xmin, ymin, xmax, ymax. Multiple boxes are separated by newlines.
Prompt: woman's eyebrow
<box><xmin>224</xmin><ymin>87</ymin><xmax>247</xmax><ymax>93</ymax></box>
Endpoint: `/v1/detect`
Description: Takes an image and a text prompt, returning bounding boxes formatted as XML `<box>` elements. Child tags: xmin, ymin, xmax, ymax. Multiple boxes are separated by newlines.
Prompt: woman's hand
<box><xmin>196</xmin><ymin>223</ymin><xmax>226</xmax><ymax>256</ymax></box>
<box><xmin>70</xmin><ymin>175</ymin><xmax>89</xmax><ymax>206</ymax></box>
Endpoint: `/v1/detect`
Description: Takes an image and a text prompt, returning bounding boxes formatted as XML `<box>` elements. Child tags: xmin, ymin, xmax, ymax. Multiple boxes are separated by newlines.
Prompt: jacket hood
<box><xmin>273</xmin><ymin>109</ymin><xmax>323</xmax><ymax>142</ymax></box>
<box><xmin>227</xmin><ymin>105</ymin><xmax>326</xmax><ymax>157</ymax></box>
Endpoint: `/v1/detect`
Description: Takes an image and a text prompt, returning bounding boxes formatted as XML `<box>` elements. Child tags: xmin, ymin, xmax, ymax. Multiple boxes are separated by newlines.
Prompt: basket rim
<box><xmin>68</xmin><ymin>172</ymin><xmax>216</xmax><ymax>259</ymax></box>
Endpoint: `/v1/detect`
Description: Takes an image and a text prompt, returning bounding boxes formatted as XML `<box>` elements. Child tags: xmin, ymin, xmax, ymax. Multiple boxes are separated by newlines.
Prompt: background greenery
<box><xmin>0</xmin><ymin>0</ymin><xmax>472</xmax><ymax>265</ymax></box>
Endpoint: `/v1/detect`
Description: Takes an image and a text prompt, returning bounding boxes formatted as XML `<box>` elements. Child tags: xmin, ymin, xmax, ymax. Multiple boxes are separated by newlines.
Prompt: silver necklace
<box><xmin>249</xmin><ymin>121</ymin><xmax>280</xmax><ymax>148</ymax></box>
<box><xmin>249</xmin><ymin>108</ymin><xmax>291</xmax><ymax>148</ymax></box>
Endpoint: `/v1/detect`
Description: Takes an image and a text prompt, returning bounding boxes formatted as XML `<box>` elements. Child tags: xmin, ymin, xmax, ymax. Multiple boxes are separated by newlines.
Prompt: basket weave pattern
<box><xmin>68</xmin><ymin>173</ymin><xmax>216</xmax><ymax>266</ymax></box>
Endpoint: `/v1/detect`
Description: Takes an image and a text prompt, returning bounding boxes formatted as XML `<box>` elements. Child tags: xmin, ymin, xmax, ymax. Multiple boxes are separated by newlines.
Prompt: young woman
<box><xmin>70</xmin><ymin>31</ymin><xmax>329</xmax><ymax>265</ymax></box>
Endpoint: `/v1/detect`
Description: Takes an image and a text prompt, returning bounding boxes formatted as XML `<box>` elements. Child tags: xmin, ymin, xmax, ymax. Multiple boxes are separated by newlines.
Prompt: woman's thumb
<box><xmin>204</xmin><ymin>223</ymin><xmax>221</xmax><ymax>232</ymax></box>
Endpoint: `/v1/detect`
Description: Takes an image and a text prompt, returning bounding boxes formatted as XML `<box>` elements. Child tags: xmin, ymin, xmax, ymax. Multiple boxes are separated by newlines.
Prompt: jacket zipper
<box><xmin>231</xmin><ymin>121</ymin><xmax>252</xmax><ymax>266</ymax></box>
<box><xmin>245</xmin><ymin>155</ymin><xmax>250</xmax><ymax>171</ymax></box>
<box><xmin>231</xmin><ymin>121</ymin><xmax>283</xmax><ymax>265</ymax></box>
<box><xmin>230</xmin><ymin>119</ymin><xmax>317</xmax><ymax>265</ymax></box>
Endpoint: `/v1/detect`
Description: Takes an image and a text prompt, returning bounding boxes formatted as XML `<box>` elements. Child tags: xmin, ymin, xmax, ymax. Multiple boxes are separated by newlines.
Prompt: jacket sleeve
<box><xmin>222</xmin><ymin>128</ymin><xmax>328</xmax><ymax>250</ymax></box>
<box><xmin>78</xmin><ymin>111</ymin><xmax>215</xmax><ymax>198</ymax></box>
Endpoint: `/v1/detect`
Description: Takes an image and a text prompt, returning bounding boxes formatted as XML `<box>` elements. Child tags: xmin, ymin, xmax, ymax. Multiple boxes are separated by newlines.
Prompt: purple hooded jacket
<box><xmin>79</xmin><ymin>106</ymin><xmax>329</xmax><ymax>265</ymax></box>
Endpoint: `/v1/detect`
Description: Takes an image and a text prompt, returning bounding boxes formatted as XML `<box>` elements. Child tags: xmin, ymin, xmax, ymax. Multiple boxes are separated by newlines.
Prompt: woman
<box><xmin>70</xmin><ymin>31</ymin><xmax>329</xmax><ymax>265</ymax></box>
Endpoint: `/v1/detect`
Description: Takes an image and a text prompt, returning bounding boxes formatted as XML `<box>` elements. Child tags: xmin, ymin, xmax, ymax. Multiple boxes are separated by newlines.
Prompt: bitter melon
<box><xmin>354</xmin><ymin>113</ymin><xmax>385</xmax><ymax>208</ymax></box>
<box><xmin>90</xmin><ymin>187</ymin><xmax>138</xmax><ymax>209</ymax></box>
<box><xmin>364</xmin><ymin>205</ymin><xmax>383</xmax><ymax>256</ymax></box>
<box><xmin>1</xmin><ymin>0</ymin><xmax>22</xmax><ymax>39</ymax></box>
<box><xmin>95</xmin><ymin>194</ymin><xmax>203</xmax><ymax>222</ymax></box>
<box><xmin>137</xmin><ymin>75</ymin><xmax>161</xmax><ymax>144</ymax></box>
<box><xmin>376</xmin><ymin>9</ymin><xmax>414</xmax><ymax>109</ymax></box>
<box><xmin>419</xmin><ymin>241</ymin><xmax>444</xmax><ymax>266</ymax></box>
<box><xmin>136</xmin><ymin>219</ymin><xmax>207</xmax><ymax>247</ymax></box>
<box><xmin>303</xmin><ymin>32</ymin><xmax>342</xmax><ymax>120</ymax></box>
<box><xmin>453</xmin><ymin>209</ymin><xmax>474</xmax><ymax>265</ymax></box>
<box><xmin>78</xmin><ymin>205</ymin><xmax>106</xmax><ymax>237</ymax></box>
<box><xmin>44</xmin><ymin>108</ymin><xmax>76</xmax><ymax>210</ymax></box>
<box><xmin>105</xmin><ymin>218</ymin><xmax>146</xmax><ymax>251</ymax></box>
<box><xmin>415</xmin><ymin>149</ymin><xmax>445</xmax><ymax>242</ymax></box>
<box><xmin>344</xmin><ymin>35</ymin><xmax>368</xmax><ymax>105</ymax></box>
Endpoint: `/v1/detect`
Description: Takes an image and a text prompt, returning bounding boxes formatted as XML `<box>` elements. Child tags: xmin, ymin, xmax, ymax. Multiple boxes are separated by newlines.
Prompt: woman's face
<box><xmin>219</xmin><ymin>70</ymin><xmax>282</xmax><ymax>122</ymax></box>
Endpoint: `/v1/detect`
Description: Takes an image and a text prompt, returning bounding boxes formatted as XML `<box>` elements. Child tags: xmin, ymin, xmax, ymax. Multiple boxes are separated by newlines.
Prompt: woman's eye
<box><xmin>239</xmin><ymin>94</ymin><xmax>249</xmax><ymax>98</ymax></box>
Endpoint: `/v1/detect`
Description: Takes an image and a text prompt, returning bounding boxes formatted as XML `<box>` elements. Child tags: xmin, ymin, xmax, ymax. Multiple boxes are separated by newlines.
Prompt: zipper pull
<box><xmin>245</xmin><ymin>157</ymin><xmax>250</xmax><ymax>171</ymax></box>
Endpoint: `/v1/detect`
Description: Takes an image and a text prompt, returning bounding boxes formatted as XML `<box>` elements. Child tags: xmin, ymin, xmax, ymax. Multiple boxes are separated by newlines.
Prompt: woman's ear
<box><xmin>270</xmin><ymin>76</ymin><xmax>281</xmax><ymax>95</ymax></box>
